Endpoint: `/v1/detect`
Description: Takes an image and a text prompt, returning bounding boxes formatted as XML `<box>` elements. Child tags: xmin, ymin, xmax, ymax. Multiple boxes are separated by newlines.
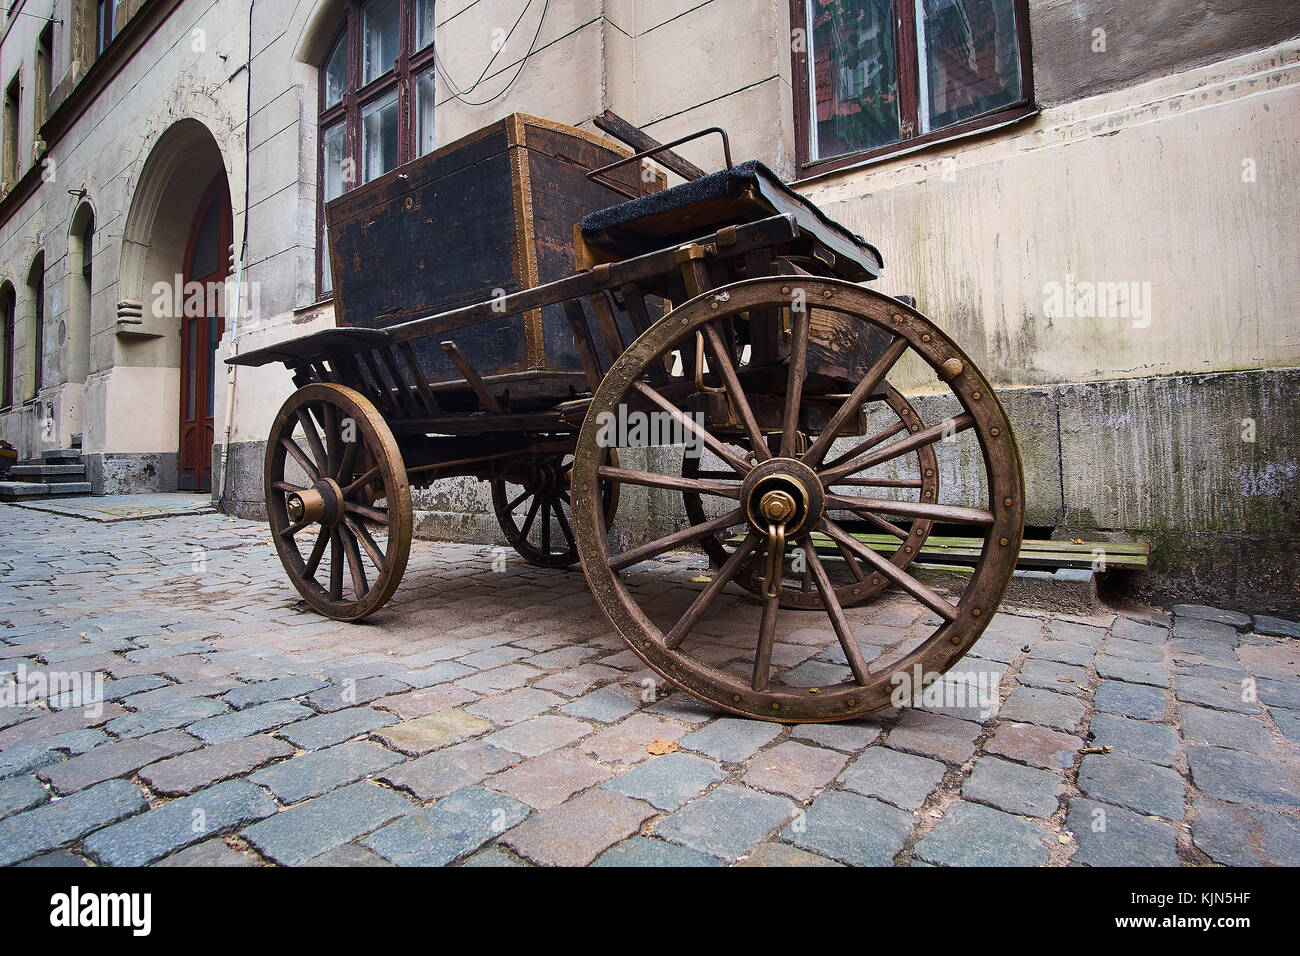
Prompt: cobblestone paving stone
<box><xmin>1</xmin><ymin>504</ymin><xmax>1298</xmax><ymax>865</ymax></box>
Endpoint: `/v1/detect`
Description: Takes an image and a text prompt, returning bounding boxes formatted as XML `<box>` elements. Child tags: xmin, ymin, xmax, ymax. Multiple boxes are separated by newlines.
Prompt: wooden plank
<box><xmin>725</xmin><ymin>532</ymin><xmax>1149</xmax><ymax>571</ymax></box>
<box><xmin>593</xmin><ymin>110</ymin><xmax>708</xmax><ymax>181</ymax></box>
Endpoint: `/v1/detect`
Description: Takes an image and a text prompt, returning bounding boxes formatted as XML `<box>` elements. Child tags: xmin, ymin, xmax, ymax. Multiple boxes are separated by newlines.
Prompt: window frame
<box><xmin>789</xmin><ymin>0</ymin><xmax>1035</xmax><ymax>178</ymax></box>
<box><xmin>96</xmin><ymin>0</ymin><xmax>119</xmax><ymax>57</ymax></box>
<box><xmin>316</xmin><ymin>0</ymin><xmax>438</xmax><ymax>298</ymax></box>
<box><xmin>1</xmin><ymin>284</ymin><xmax>14</xmax><ymax>411</ymax></box>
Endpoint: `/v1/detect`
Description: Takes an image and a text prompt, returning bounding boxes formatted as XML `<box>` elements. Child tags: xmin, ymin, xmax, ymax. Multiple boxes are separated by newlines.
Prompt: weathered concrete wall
<box><xmin>1027</xmin><ymin>0</ymin><xmax>1300</xmax><ymax>107</ymax></box>
<box><xmin>798</xmin><ymin>42</ymin><xmax>1300</xmax><ymax>391</ymax></box>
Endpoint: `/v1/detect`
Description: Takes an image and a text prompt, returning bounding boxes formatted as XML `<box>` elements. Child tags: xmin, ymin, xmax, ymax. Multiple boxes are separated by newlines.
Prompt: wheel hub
<box><xmin>741</xmin><ymin>458</ymin><xmax>823</xmax><ymax>539</ymax></box>
<box><xmin>286</xmin><ymin>478</ymin><xmax>344</xmax><ymax>527</ymax></box>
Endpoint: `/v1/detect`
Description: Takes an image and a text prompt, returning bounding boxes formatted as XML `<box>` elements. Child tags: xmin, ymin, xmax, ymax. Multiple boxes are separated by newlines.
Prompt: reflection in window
<box><xmin>919</xmin><ymin>0</ymin><xmax>1021</xmax><ymax>132</ymax></box>
<box><xmin>361</xmin><ymin>92</ymin><xmax>399</xmax><ymax>183</ymax></box>
<box><xmin>363</xmin><ymin>0</ymin><xmax>400</xmax><ymax>85</ymax></box>
<box><xmin>324</xmin><ymin>39</ymin><xmax>348</xmax><ymax>109</ymax></box>
<box><xmin>416</xmin><ymin>0</ymin><xmax>436</xmax><ymax>50</ymax></box>
<box><xmin>416</xmin><ymin>68</ymin><xmax>436</xmax><ymax>156</ymax></box>
<box><xmin>805</xmin><ymin>0</ymin><xmax>1027</xmax><ymax>162</ymax></box>
<box><xmin>808</xmin><ymin>0</ymin><xmax>899</xmax><ymax>159</ymax></box>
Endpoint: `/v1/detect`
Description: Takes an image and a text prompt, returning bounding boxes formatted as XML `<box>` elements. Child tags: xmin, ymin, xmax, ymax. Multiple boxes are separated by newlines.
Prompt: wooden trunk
<box><xmin>325</xmin><ymin>114</ymin><xmax>659</xmax><ymax>385</ymax></box>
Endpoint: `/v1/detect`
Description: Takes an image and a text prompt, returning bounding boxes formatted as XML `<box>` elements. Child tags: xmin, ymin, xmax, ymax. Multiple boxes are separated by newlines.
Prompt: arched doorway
<box><xmin>179</xmin><ymin>174</ymin><xmax>232</xmax><ymax>492</ymax></box>
<box><xmin>115</xmin><ymin>118</ymin><xmax>232</xmax><ymax>494</ymax></box>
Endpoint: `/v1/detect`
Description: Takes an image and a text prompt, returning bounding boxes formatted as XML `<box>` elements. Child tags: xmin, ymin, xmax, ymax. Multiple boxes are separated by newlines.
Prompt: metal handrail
<box><xmin>585</xmin><ymin>126</ymin><xmax>733</xmax><ymax>184</ymax></box>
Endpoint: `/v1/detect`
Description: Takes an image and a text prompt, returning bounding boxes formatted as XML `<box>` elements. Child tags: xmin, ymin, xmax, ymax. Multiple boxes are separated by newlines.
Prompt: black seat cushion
<box><xmin>579</xmin><ymin>160</ymin><xmax>874</xmax><ymax>255</ymax></box>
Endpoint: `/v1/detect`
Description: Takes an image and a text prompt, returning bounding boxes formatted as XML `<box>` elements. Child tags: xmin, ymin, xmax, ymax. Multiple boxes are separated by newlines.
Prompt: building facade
<box><xmin>0</xmin><ymin>0</ymin><xmax>1296</xmax><ymax>612</ymax></box>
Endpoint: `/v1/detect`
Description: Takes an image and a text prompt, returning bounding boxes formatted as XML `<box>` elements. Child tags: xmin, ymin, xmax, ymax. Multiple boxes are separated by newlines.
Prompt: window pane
<box><xmin>324</xmin><ymin>38</ymin><xmax>348</xmax><ymax>109</ymax></box>
<box><xmin>361</xmin><ymin>92</ymin><xmax>399</xmax><ymax>183</ymax></box>
<box><xmin>191</xmin><ymin>202</ymin><xmax>221</xmax><ymax>279</ymax></box>
<box><xmin>808</xmin><ymin>0</ymin><xmax>899</xmax><ymax>160</ymax></box>
<box><xmin>416</xmin><ymin>0</ymin><xmax>436</xmax><ymax>50</ymax></box>
<box><xmin>363</xmin><ymin>0</ymin><xmax>400</xmax><ymax>85</ymax></box>
<box><xmin>322</xmin><ymin>121</ymin><xmax>349</xmax><ymax>201</ymax></box>
<box><xmin>918</xmin><ymin>0</ymin><xmax>1022</xmax><ymax>132</ymax></box>
<box><xmin>416</xmin><ymin>68</ymin><xmax>436</xmax><ymax>156</ymax></box>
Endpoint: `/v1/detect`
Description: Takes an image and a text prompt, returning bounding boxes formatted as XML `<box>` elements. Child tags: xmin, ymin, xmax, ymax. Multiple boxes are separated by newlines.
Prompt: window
<box><xmin>3</xmin><ymin>75</ymin><xmax>19</xmax><ymax>189</ymax></box>
<box><xmin>1</xmin><ymin>284</ymin><xmax>14</xmax><ymax>410</ymax></box>
<box><xmin>317</xmin><ymin>0</ymin><xmax>439</xmax><ymax>296</ymax></box>
<box><xmin>27</xmin><ymin>254</ymin><xmax>44</xmax><ymax>398</ymax></box>
<box><xmin>97</xmin><ymin>0</ymin><xmax>119</xmax><ymax>56</ymax></box>
<box><xmin>35</xmin><ymin>25</ymin><xmax>52</xmax><ymax>131</ymax></box>
<box><xmin>792</xmin><ymin>0</ymin><xmax>1033</xmax><ymax>173</ymax></box>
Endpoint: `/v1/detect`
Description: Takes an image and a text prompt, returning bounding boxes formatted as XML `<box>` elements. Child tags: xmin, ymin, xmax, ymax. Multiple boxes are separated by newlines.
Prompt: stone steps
<box><xmin>0</xmin><ymin>447</ymin><xmax>89</xmax><ymax>501</ymax></box>
<box><xmin>0</xmin><ymin>480</ymin><xmax>92</xmax><ymax>501</ymax></box>
<box><xmin>10</xmin><ymin>463</ymin><xmax>87</xmax><ymax>482</ymax></box>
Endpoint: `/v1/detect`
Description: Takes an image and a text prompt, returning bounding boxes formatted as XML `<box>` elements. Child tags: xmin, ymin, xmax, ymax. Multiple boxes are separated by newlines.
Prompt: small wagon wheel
<box><xmin>265</xmin><ymin>382</ymin><xmax>412</xmax><ymax>621</ymax></box>
<box><xmin>492</xmin><ymin>451</ymin><xmax>620</xmax><ymax>567</ymax></box>
<box><xmin>681</xmin><ymin>383</ymin><xmax>937</xmax><ymax>608</ymax></box>
<box><xmin>571</xmin><ymin>277</ymin><xmax>1024</xmax><ymax>722</ymax></box>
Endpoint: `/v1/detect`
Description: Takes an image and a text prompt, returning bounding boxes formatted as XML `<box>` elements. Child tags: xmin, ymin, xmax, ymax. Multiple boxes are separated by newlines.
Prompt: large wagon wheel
<box><xmin>571</xmin><ymin>277</ymin><xmax>1024</xmax><ymax>722</ymax></box>
<box><xmin>681</xmin><ymin>383</ymin><xmax>937</xmax><ymax>609</ymax></box>
<box><xmin>491</xmin><ymin>452</ymin><xmax>619</xmax><ymax>567</ymax></box>
<box><xmin>265</xmin><ymin>382</ymin><xmax>412</xmax><ymax>621</ymax></box>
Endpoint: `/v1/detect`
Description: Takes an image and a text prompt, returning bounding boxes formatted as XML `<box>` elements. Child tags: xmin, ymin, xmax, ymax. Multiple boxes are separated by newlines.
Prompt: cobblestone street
<box><xmin>2</xmin><ymin>502</ymin><xmax>1298</xmax><ymax>867</ymax></box>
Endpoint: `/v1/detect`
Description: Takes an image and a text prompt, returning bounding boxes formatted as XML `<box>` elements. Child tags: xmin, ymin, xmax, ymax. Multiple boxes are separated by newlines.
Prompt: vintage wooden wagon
<box><xmin>229</xmin><ymin>113</ymin><xmax>1025</xmax><ymax>723</ymax></box>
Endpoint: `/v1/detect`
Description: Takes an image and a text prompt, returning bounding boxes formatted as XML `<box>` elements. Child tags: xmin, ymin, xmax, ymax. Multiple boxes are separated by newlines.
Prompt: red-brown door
<box><xmin>179</xmin><ymin>175</ymin><xmax>232</xmax><ymax>492</ymax></box>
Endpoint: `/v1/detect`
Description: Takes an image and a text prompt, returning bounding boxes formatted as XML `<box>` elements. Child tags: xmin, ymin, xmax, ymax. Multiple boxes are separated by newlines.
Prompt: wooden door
<box><xmin>178</xmin><ymin>176</ymin><xmax>231</xmax><ymax>492</ymax></box>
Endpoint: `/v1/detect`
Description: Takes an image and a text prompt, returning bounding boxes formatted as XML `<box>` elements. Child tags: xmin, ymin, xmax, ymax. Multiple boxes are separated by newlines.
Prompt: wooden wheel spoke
<box><xmin>826</xmin><ymin>493</ymin><xmax>993</xmax><ymax>527</ymax></box>
<box><xmin>553</xmin><ymin>500</ymin><xmax>576</xmax><ymax>551</ymax></box>
<box><xmin>820</xmin><ymin>414</ymin><xmax>974</xmax><ymax>485</ymax></box>
<box><xmin>296</xmin><ymin>408</ymin><xmax>329</xmax><ymax>474</ymax></box>
<box><xmin>272</xmin><ymin>480</ymin><xmax>306</xmax><ymax>494</ymax></box>
<box><xmin>341</xmin><ymin>466</ymin><xmax>380</xmax><ymax>498</ymax></box>
<box><xmin>610</xmin><ymin>508</ymin><xmax>744</xmax><ymax>572</ymax></box>
<box><xmin>507</xmin><ymin>489</ymin><xmax>530</xmax><ymax>511</ymax></box>
<box><xmin>599</xmin><ymin>464</ymin><xmax>740</xmax><ymax>499</ymax></box>
<box><xmin>302</xmin><ymin>528</ymin><xmax>329</xmax><ymax>579</ymax></box>
<box><xmin>329</xmin><ymin>532</ymin><xmax>343</xmax><ymax>601</ymax></box>
<box><xmin>829</xmin><ymin>476</ymin><xmax>924</xmax><ymax>488</ymax></box>
<box><xmin>751</xmin><ymin>588</ymin><xmax>781</xmax><ymax>692</ymax></box>
<box><xmin>345</xmin><ymin>517</ymin><xmax>387</xmax><ymax>569</ymax></box>
<box><xmin>335</xmin><ymin>426</ymin><xmax>360</xmax><ymax>482</ymax></box>
<box><xmin>823</xmin><ymin>420</ymin><xmax>909</xmax><ymax>471</ymax></box>
<box><xmin>345</xmin><ymin>502</ymin><xmax>390</xmax><ymax>525</ymax></box>
<box><xmin>322</xmin><ymin>403</ymin><xmax>339</xmax><ymax>477</ymax></box>
<box><xmin>281</xmin><ymin>518</ymin><xmax>312</xmax><ymax>538</ymax></box>
<box><xmin>701</xmin><ymin>323</ymin><xmax>769</xmax><ymax>460</ymax></box>
<box><xmin>804</xmin><ymin>540</ymin><xmax>871</xmax><ymax>685</ymax></box>
<box><xmin>339</xmin><ymin>524</ymin><xmax>369</xmax><ymax>599</ymax></box>
<box><xmin>633</xmin><ymin>381</ymin><xmax>752</xmax><ymax>475</ymax></box>
<box><xmin>780</xmin><ymin>304</ymin><xmax>810</xmax><ymax>457</ymax></box>
<box><xmin>832</xmin><ymin>537</ymin><xmax>867</xmax><ymax>582</ymax></box>
<box><xmin>821</xmin><ymin>518</ymin><xmax>958</xmax><ymax>622</ymax></box>
<box><xmin>281</xmin><ymin>437</ymin><xmax>320</xmax><ymax>482</ymax></box>
<box><xmin>518</xmin><ymin>495</ymin><xmax>543</xmax><ymax>541</ymax></box>
<box><xmin>824</xmin><ymin>495</ymin><xmax>909</xmax><ymax>539</ymax></box>
<box><xmin>665</xmin><ymin>533</ymin><xmax>760</xmax><ymax>650</ymax></box>
<box><xmin>803</xmin><ymin>336</ymin><xmax>909</xmax><ymax>466</ymax></box>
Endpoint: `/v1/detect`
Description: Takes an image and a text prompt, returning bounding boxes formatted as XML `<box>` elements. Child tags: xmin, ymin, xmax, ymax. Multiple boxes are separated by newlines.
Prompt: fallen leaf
<box><xmin>646</xmin><ymin>738</ymin><xmax>678</xmax><ymax>755</ymax></box>
<box><xmin>691</xmin><ymin>575</ymin><xmax>713</xmax><ymax>583</ymax></box>
<box><xmin>1080</xmin><ymin>745</ymin><xmax>1112</xmax><ymax>755</ymax></box>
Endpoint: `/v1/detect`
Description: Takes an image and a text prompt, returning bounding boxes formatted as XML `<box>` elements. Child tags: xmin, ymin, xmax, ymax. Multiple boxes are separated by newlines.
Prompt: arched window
<box><xmin>27</xmin><ymin>253</ymin><xmax>44</xmax><ymax>399</ymax></box>
<box><xmin>0</xmin><ymin>283</ymin><xmax>14</xmax><ymax>410</ymax></box>
<box><xmin>318</xmin><ymin>0</ymin><xmax>438</xmax><ymax>295</ymax></box>
<box><xmin>68</xmin><ymin>204</ymin><xmax>95</xmax><ymax>384</ymax></box>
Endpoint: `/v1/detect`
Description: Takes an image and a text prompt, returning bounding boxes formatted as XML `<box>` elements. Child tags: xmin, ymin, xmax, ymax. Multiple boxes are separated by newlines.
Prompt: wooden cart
<box><xmin>230</xmin><ymin>114</ymin><xmax>1024</xmax><ymax>723</ymax></box>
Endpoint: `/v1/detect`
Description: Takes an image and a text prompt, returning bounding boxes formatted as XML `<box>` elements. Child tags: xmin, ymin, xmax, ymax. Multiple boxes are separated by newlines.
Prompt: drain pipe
<box><xmin>218</xmin><ymin>0</ymin><xmax>255</xmax><ymax>511</ymax></box>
